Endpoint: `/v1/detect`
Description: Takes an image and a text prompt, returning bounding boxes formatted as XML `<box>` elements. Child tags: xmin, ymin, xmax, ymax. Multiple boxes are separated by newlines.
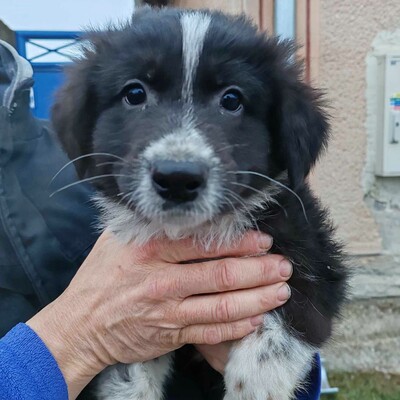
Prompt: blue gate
<box><xmin>15</xmin><ymin>31</ymin><xmax>81</xmax><ymax>119</ymax></box>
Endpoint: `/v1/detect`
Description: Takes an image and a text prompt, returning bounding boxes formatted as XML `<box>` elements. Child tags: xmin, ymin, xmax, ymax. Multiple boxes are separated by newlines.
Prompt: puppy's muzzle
<box><xmin>151</xmin><ymin>160</ymin><xmax>208</xmax><ymax>205</ymax></box>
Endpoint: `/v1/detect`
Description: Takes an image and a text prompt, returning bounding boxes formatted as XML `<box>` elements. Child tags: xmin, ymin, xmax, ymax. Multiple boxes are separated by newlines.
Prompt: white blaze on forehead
<box><xmin>143</xmin><ymin>127</ymin><xmax>214</xmax><ymax>163</ymax></box>
<box><xmin>180</xmin><ymin>12</ymin><xmax>212</xmax><ymax>103</ymax></box>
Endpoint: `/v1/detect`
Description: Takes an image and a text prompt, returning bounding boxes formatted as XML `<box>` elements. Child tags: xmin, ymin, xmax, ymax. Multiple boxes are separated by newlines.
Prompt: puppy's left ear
<box><xmin>275</xmin><ymin>76</ymin><xmax>329</xmax><ymax>190</ymax></box>
<box><xmin>51</xmin><ymin>54</ymin><xmax>97</xmax><ymax>178</ymax></box>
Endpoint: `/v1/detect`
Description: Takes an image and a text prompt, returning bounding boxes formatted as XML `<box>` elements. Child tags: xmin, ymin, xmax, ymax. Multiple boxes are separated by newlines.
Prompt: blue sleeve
<box><xmin>0</xmin><ymin>324</ymin><xmax>320</xmax><ymax>400</ymax></box>
<box><xmin>0</xmin><ymin>323</ymin><xmax>68</xmax><ymax>400</ymax></box>
<box><xmin>296</xmin><ymin>353</ymin><xmax>321</xmax><ymax>400</ymax></box>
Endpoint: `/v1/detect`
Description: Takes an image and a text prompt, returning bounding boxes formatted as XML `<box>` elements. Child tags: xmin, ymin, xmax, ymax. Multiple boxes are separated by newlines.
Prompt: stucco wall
<box><xmin>312</xmin><ymin>0</ymin><xmax>400</xmax><ymax>255</ymax></box>
<box><xmin>364</xmin><ymin>30</ymin><xmax>400</xmax><ymax>255</ymax></box>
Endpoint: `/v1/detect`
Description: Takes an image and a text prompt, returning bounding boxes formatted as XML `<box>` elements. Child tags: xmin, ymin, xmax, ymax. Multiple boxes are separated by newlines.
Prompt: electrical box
<box><xmin>376</xmin><ymin>55</ymin><xmax>400</xmax><ymax>176</ymax></box>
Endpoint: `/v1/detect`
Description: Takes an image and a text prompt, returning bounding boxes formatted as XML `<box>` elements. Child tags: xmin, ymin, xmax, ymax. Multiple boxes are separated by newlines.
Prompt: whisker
<box><xmin>216</xmin><ymin>143</ymin><xmax>249</xmax><ymax>153</ymax></box>
<box><xmin>231</xmin><ymin>181</ymin><xmax>289</xmax><ymax>218</ymax></box>
<box><xmin>118</xmin><ymin>191</ymin><xmax>133</xmax><ymax>206</ymax></box>
<box><xmin>224</xmin><ymin>189</ymin><xmax>260</xmax><ymax>234</ymax></box>
<box><xmin>290</xmin><ymin>287</ymin><xmax>326</xmax><ymax>319</ymax></box>
<box><xmin>224</xmin><ymin>188</ymin><xmax>248</xmax><ymax>210</ymax></box>
<box><xmin>228</xmin><ymin>170</ymin><xmax>309</xmax><ymax>223</ymax></box>
<box><xmin>126</xmin><ymin>193</ymin><xmax>137</xmax><ymax>210</ymax></box>
<box><xmin>96</xmin><ymin>160</ymin><xmax>127</xmax><ymax>168</ymax></box>
<box><xmin>230</xmin><ymin>181</ymin><xmax>269</xmax><ymax>198</ymax></box>
<box><xmin>50</xmin><ymin>174</ymin><xmax>129</xmax><ymax>197</ymax></box>
<box><xmin>51</xmin><ymin>152</ymin><xmax>128</xmax><ymax>184</ymax></box>
<box><xmin>223</xmin><ymin>196</ymin><xmax>236</xmax><ymax>214</ymax></box>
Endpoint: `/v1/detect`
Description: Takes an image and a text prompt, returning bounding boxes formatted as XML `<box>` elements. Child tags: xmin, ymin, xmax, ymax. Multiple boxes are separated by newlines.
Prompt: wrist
<box><xmin>27</xmin><ymin>293</ymin><xmax>107</xmax><ymax>399</ymax></box>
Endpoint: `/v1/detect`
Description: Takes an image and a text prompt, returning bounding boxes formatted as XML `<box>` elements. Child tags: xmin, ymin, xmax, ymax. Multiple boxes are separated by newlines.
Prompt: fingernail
<box><xmin>258</xmin><ymin>234</ymin><xmax>273</xmax><ymax>250</ymax></box>
<box><xmin>277</xmin><ymin>284</ymin><xmax>291</xmax><ymax>301</ymax></box>
<box><xmin>250</xmin><ymin>314</ymin><xmax>265</xmax><ymax>326</ymax></box>
<box><xmin>280</xmin><ymin>259</ymin><xmax>293</xmax><ymax>278</ymax></box>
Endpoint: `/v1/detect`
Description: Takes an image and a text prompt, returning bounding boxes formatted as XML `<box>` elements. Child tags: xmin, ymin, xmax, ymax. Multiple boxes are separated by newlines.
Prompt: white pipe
<box><xmin>275</xmin><ymin>0</ymin><xmax>296</xmax><ymax>40</ymax></box>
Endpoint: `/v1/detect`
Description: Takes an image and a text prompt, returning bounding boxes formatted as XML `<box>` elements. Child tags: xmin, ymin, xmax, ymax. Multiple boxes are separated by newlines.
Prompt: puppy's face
<box><xmin>53</xmin><ymin>8</ymin><xmax>328</xmax><ymax>244</ymax></box>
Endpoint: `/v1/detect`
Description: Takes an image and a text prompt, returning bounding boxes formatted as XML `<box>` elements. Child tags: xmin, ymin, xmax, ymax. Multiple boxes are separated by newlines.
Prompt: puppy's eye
<box><xmin>124</xmin><ymin>83</ymin><xmax>147</xmax><ymax>106</ymax></box>
<box><xmin>220</xmin><ymin>89</ymin><xmax>242</xmax><ymax>112</ymax></box>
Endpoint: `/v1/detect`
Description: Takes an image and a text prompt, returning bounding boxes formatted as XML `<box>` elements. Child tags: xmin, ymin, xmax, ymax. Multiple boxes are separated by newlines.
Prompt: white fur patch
<box><xmin>180</xmin><ymin>12</ymin><xmax>211</xmax><ymax>103</ymax></box>
<box><xmin>223</xmin><ymin>313</ymin><xmax>316</xmax><ymax>400</ymax></box>
<box><xmin>142</xmin><ymin>120</ymin><xmax>215</xmax><ymax>163</ymax></box>
<box><xmin>95</xmin><ymin>194</ymin><xmax>245</xmax><ymax>248</ymax></box>
<box><xmin>94</xmin><ymin>183</ymin><xmax>279</xmax><ymax>250</ymax></box>
<box><xmin>95</xmin><ymin>354</ymin><xmax>173</xmax><ymax>400</ymax></box>
<box><xmin>130</xmin><ymin>122</ymin><xmax>223</xmax><ymax>237</ymax></box>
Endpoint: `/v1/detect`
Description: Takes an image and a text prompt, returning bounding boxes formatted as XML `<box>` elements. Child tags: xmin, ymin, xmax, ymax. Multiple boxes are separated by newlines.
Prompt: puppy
<box><xmin>52</xmin><ymin>7</ymin><xmax>349</xmax><ymax>400</ymax></box>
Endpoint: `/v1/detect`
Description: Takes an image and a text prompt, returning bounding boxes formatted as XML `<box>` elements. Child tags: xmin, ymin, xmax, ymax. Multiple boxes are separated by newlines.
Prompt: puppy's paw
<box><xmin>95</xmin><ymin>355</ymin><xmax>173</xmax><ymax>400</ymax></box>
<box><xmin>99</xmin><ymin>391</ymin><xmax>159</xmax><ymax>400</ymax></box>
<box><xmin>223</xmin><ymin>313</ymin><xmax>316</xmax><ymax>400</ymax></box>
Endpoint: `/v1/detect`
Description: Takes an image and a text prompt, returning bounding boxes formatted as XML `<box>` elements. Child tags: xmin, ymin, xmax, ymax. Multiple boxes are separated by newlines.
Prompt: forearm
<box><xmin>27</xmin><ymin>292</ymin><xmax>106</xmax><ymax>399</ymax></box>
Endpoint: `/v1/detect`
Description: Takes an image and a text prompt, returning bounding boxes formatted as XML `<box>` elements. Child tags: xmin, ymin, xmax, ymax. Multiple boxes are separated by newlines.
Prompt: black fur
<box><xmin>52</xmin><ymin>7</ymin><xmax>349</xmax><ymax>397</ymax></box>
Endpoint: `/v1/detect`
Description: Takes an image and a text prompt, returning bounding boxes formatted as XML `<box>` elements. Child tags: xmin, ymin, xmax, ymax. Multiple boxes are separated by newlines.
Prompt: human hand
<box><xmin>27</xmin><ymin>230</ymin><xmax>291</xmax><ymax>398</ymax></box>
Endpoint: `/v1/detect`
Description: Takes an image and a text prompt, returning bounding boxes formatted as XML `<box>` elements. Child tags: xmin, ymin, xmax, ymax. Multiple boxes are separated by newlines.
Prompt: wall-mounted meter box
<box><xmin>376</xmin><ymin>55</ymin><xmax>400</xmax><ymax>176</ymax></box>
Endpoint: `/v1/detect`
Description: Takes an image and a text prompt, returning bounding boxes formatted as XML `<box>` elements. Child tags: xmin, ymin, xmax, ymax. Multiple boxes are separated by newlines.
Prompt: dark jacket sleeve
<box><xmin>0</xmin><ymin>323</ymin><xmax>68</xmax><ymax>400</ymax></box>
<box><xmin>0</xmin><ymin>105</ymin><xmax>99</xmax><ymax>337</ymax></box>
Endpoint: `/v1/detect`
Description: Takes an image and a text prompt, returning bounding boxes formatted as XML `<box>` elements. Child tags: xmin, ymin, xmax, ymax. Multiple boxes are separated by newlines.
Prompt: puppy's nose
<box><xmin>151</xmin><ymin>160</ymin><xmax>207</xmax><ymax>203</ymax></box>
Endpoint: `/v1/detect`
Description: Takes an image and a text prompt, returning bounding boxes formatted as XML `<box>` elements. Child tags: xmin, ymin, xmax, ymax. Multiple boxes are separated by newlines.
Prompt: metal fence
<box><xmin>15</xmin><ymin>31</ymin><xmax>80</xmax><ymax>118</ymax></box>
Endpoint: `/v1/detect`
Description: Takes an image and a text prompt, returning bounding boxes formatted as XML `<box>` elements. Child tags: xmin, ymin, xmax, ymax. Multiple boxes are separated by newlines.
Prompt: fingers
<box><xmin>143</xmin><ymin>230</ymin><xmax>273</xmax><ymax>264</ymax></box>
<box><xmin>169</xmin><ymin>253</ymin><xmax>292</xmax><ymax>298</ymax></box>
<box><xmin>177</xmin><ymin>316</ymin><xmax>263</xmax><ymax>346</ymax></box>
<box><xmin>177</xmin><ymin>282</ymin><xmax>291</xmax><ymax>325</ymax></box>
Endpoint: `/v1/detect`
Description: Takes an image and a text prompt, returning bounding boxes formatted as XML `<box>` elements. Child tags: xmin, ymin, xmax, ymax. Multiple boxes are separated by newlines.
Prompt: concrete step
<box><xmin>323</xmin><ymin>254</ymin><xmax>400</xmax><ymax>373</ymax></box>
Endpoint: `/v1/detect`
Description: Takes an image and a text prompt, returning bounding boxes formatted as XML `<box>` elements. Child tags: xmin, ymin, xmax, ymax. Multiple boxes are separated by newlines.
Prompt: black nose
<box><xmin>151</xmin><ymin>160</ymin><xmax>208</xmax><ymax>204</ymax></box>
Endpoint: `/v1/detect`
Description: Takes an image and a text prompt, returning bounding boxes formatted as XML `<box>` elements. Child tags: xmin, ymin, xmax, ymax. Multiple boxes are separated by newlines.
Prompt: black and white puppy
<box><xmin>52</xmin><ymin>7</ymin><xmax>349</xmax><ymax>400</ymax></box>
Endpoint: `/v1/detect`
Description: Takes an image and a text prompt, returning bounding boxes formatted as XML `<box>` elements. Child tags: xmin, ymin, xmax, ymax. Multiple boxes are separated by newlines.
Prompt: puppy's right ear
<box><xmin>51</xmin><ymin>53</ymin><xmax>97</xmax><ymax>178</ymax></box>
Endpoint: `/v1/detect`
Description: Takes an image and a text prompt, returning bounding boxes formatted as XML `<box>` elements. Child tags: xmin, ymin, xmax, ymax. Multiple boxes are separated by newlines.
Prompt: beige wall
<box><xmin>171</xmin><ymin>0</ymin><xmax>274</xmax><ymax>32</ymax></box>
<box><xmin>311</xmin><ymin>0</ymin><xmax>400</xmax><ymax>255</ymax></box>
